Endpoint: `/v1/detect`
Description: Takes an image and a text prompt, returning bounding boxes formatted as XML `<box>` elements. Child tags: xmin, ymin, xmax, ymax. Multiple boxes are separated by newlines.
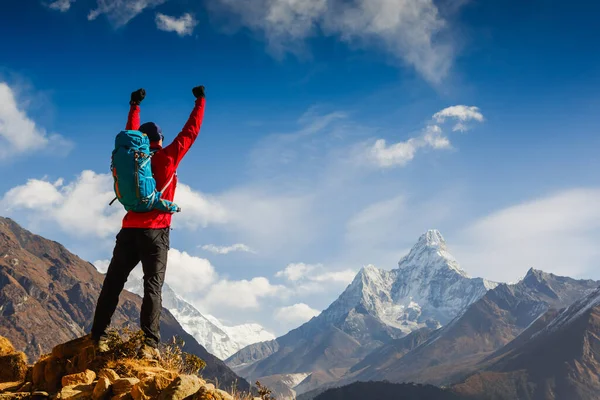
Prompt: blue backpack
<box><xmin>109</xmin><ymin>130</ymin><xmax>180</xmax><ymax>214</ymax></box>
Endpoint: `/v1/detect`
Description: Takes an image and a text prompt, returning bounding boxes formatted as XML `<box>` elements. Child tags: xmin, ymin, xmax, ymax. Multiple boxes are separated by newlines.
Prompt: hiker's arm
<box><xmin>126</xmin><ymin>89</ymin><xmax>145</xmax><ymax>130</ymax></box>
<box><xmin>126</xmin><ymin>104</ymin><xmax>140</xmax><ymax>130</ymax></box>
<box><xmin>162</xmin><ymin>87</ymin><xmax>206</xmax><ymax>169</ymax></box>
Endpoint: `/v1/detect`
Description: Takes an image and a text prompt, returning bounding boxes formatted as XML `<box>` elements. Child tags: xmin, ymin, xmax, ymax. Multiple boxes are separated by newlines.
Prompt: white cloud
<box><xmin>201</xmin><ymin>243</ymin><xmax>256</xmax><ymax>255</ymax></box>
<box><xmin>274</xmin><ymin>303</ymin><xmax>320</xmax><ymax>325</ymax></box>
<box><xmin>173</xmin><ymin>183</ymin><xmax>229</xmax><ymax>229</ymax></box>
<box><xmin>202</xmin><ymin>277</ymin><xmax>288</xmax><ymax>311</ymax></box>
<box><xmin>93</xmin><ymin>259</ymin><xmax>110</xmax><ymax>274</ymax></box>
<box><xmin>88</xmin><ymin>0</ymin><xmax>167</xmax><ymax>26</ymax></box>
<box><xmin>276</xmin><ymin>262</ymin><xmax>319</xmax><ymax>282</ymax></box>
<box><xmin>47</xmin><ymin>0</ymin><xmax>75</xmax><ymax>12</ymax></box>
<box><xmin>1</xmin><ymin>171</ymin><xmax>227</xmax><ymax>239</ymax></box>
<box><xmin>0</xmin><ymin>82</ymin><xmax>72</xmax><ymax>160</ymax></box>
<box><xmin>210</xmin><ymin>0</ymin><xmax>456</xmax><ymax>83</ymax></box>
<box><xmin>164</xmin><ymin>249</ymin><xmax>218</xmax><ymax>293</ymax></box>
<box><xmin>156</xmin><ymin>13</ymin><xmax>197</xmax><ymax>36</ymax></box>
<box><xmin>453</xmin><ymin>188</ymin><xmax>600</xmax><ymax>282</ymax></box>
<box><xmin>276</xmin><ymin>262</ymin><xmax>356</xmax><ymax>293</ymax></box>
<box><xmin>1</xmin><ymin>171</ymin><xmax>123</xmax><ymax>238</ymax></box>
<box><xmin>365</xmin><ymin>105</ymin><xmax>484</xmax><ymax>168</ymax></box>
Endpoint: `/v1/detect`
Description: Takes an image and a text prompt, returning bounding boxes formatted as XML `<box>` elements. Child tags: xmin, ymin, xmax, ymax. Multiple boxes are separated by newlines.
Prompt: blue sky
<box><xmin>1</xmin><ymin>0</ymin><xmax>599</xmax><ymax>335</ymax></box>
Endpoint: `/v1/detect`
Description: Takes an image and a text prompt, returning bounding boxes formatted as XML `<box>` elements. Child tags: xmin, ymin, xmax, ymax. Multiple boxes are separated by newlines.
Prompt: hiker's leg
<box><xmin>91</xmin><ymin>229</ymin><xmax>140</xmax><ymax>340</ymax></box>
<box><xmin>139</xmin><ymin>228</ymin><xmax>169</xmax><ymax>348</ymax></box>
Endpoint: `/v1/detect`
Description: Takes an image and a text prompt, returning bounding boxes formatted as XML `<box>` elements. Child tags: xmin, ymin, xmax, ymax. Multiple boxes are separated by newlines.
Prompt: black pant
<box><xmin>91</xmin><ymin>228</ymin><xmax>170</xmax><ymax>348</ymax></box>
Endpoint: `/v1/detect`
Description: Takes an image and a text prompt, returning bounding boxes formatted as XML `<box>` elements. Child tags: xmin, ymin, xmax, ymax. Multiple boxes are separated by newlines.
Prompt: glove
<box><xmin>130</xmin><ymin>88</ymin><xmax>146</xmax><ymax>106</ymax></box>
<box><xmin>192</xmin><ymin>86</ymin><xmax>205</xmax><ymax>99</ymax></box>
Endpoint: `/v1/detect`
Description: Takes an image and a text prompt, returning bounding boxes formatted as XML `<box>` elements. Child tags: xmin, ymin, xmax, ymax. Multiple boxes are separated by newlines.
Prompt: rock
<box><xmin>62</xmin><ymin>370</ymin><xmax>96</xmax><ymax>387</ymax></box>
<box><xmin>30</xmin><ymin>391</ymin><xmax>50</xmax><ymax>400</ymax></box>
<box><xmin>0</xmin><ymin>352</ymin><xmax>28</xmax><ymax>383</ymax></box>
<box><xmin>112</xmin><ymin>378</ymin><xmax>139</xmax><ymax>396</ymax></box>
<box><xmin>0</xmin><ymin>382</ymin><xmax>22</xmax><ymax>393</ymax></box>
<box><xmin>131</xmin><ymin>370</ymin><xmax>178</xmax><ymax>400</ymax></box>
<box><xmin>157</xmin><ymin>375</ymin><xmax>201</xmax><ymax>400</ymax></box>
<box><xmin>32</xmin><ymin>358</ymin><xmax>48</xmax><ymax>389</ymax></box>
<box><xmin>0</xmin><ymin>338</ymin><xmax>15</xmax><ymax>357</ymax></box>
<box><xmin>56</xmin><ymin>384</ymin><xmax>94</xmax><ymax>399</ymax></box>
<box><xmin>203</xmin><ymin>384</ymin><xmax>215</xmax><ymax>391</ymax></box>
<box><xmin>110</xmin><ymin>394</ymin><xmax>132</xmax><ymax>400</ymax></box>
<box><xmin>52</xmin><ymin>335</ymin><xmax>94</xmax><ymax>360</ymax></box>
<box><xmin>0</xmin><ymin>394</ymin><xmax>29</xmax><ymax>399</ymax></box>
<box><xmin>92</xmin><ymin>377</ymin><xmax>111</xmax><ymax>400</ymax></box>
<box><xmin>215</xmin><ymin>389</ymin><xmax>234</xmax><ymax>400</ymax></box>
<box><xmin>97</xmin><ymin>370</ymin><xmax>119</xmax><ymax>384</ymax></box>
<box><xmin>16</xmin><ymin>382</ymin><xmax>32</xmax><ymax>392</ymax></box>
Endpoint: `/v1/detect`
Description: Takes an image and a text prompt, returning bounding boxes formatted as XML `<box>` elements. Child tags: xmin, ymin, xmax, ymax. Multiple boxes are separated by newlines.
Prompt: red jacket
<box><xmin>122</xmin><ymin>97</ymin><xmax>206</xmax><ymax>229</ymax></box>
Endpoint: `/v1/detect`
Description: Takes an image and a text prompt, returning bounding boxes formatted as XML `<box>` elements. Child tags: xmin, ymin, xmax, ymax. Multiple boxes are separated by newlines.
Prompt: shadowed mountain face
<box><xmin>228</xmin><ymin>230</ymin><xmax>494</xmax><ymax>383</ymax></box>
<box><xmin>313</xmin><ymin>381</ymin><xmax>463</xmax><ymax>400</ymax></box>
<box><xmin>0</xmin><ymin>217</ymin><xmax>250</xmax><ymax>392</ymax></box>
<box><xmin>349</xmin><ymin>268</ymin><xmax>599</xmax><ymax>387</ymax></box>
<box><xmin>454</xmin><ymin>286</ymin><xmax>600</xmax><ymax>400</ymax></box>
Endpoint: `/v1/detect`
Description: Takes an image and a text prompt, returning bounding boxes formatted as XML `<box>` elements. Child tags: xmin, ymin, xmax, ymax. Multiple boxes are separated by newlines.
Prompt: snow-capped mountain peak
<box><xmin>398</xmin><ymin>229</ymin><xmax>468</xmax><ymax>278</ymax></box>
<box><xmin>318</xmin><ymin>230</ymin><xmax>496</xmax><ymax>342</ymax></box>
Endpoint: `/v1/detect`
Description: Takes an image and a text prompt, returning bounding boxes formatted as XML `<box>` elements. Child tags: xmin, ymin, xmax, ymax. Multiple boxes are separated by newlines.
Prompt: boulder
<box><xmin>56</xmin><ymin>384</ymin><xmax>94</xmax><ymax>399</ymax></box>
<box><xmin>62</xmin><ymin>370</ymin><xmax>96</xmax><ymax>387</ymax></box>
<box><xmin>92</xmin><ymin>377</ymin><xmax>111</xmax><ymax>400</ymax></box>
<box><xmin>0</xmin><ymin>352</ymin><xmax>28</xmax><ymax>383</ymax></box>
<box><xmin>112</xmin><ymin>378</ymin><xmax>139</xmax><ymax>396</ymax></box>
<box><xmin>215</xmin><ymin>389</ymin><xmax>234</xmax><ymax>400</ymax></box>
<box><xmin>97</xmin><ymin>370</ymin><xmax>119</xmax><ymax>384</ymax></box>
<box><xmin>157</xmin><ymin>375</ymin><xmax>201</xmax><ymax>400</ymax></box>
<box><xmin>0</xmin><ymin>382</ymin><xmax>22</xmax><ymax>393</ymax></box>
<box><xmin>131</xmin><ymin>370</ymin><xmax>178</xmax><ymax>400</ymax></box>
<box><xmin>52</xmin><ymin>335</ymin><xmax>94</xmax><ymax>360</ymax></box>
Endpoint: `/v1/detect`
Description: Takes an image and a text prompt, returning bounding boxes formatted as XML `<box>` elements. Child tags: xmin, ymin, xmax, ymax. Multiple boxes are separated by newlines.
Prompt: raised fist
<box><xmin>130</xmin><ymin>88</ymin><xmax>146</xmax><ymax>105</ymax></box>
<box><xmin>192</xmin><ymin>86</ymin><xmax>205</xmax><ymax>99</ymax></box>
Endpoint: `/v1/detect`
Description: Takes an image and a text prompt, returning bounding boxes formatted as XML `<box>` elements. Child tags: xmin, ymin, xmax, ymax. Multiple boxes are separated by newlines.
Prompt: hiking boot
<box><xmin>137</xmin><ymin>344</ymin><xmax>161</xmax><ymax>361</ymax></box>
<box><xmin>92</xmin><ymin>335</ymin><xmax>110</xmax><ymax>353</ymax></box>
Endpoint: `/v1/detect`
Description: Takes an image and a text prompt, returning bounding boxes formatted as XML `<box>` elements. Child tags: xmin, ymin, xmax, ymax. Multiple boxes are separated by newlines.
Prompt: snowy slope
<box><xmin>125</xmin><ymin>280</ymin><xmax>275</xmax><ymax>359</ymax></box>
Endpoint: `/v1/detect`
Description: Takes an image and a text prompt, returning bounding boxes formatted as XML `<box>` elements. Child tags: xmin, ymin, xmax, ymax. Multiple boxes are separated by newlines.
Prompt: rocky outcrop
<box><xmin>0</xmin><ymin>335</ymin><xmax>261</xmax><ymax>400</ymax></box>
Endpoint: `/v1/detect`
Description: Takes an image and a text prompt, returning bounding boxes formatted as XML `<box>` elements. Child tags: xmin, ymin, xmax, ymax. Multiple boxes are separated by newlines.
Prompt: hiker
<box><xmin>91</xmin><ymin>86</ymin><xmax>206</xmax><ymax>360</ymax></box>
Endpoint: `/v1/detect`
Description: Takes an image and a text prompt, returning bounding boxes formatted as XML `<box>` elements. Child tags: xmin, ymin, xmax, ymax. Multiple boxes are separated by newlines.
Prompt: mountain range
<box><xmin>227</xmin><ymin>230</ymin><xmax>501</xmax><ymax>397</ymax></box>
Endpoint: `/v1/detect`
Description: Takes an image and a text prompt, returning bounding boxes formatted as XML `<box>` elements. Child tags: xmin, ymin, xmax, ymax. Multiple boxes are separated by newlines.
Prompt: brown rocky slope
<box><xmin>0</xmin><ymin>217</ymin><xmax>250</xmax><ymax>393</ymax></box>
<box><xmin>0</xmin><ymin>333</ymin><xmax>262</xmax><ymax>400</ymax></box>
<box><xmin>453</xmin><ymin>285</ymin><xmax>600</xmax><ymax>400</ymax></box>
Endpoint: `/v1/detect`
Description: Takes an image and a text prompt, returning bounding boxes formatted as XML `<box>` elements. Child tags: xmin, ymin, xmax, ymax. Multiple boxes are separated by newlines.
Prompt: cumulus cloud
<box><xmin>365</xmin><ymin>105</ymin><xmax>484</xmax><ymax>168</ymax></box>
<box><xmin>1</xmin><ymin>171</ymin><xmax>227</xmax><ymax>239</ymax></box>
<box><xmin>156</xmin><ymin>13</ymin><xmax>197</xmax><ymax>36</ymax></box>
<box><xmin>274</xmin><ymin>303</ymin><xmax>320</xmax><ymax>325</ymax></box>
<box><xmin>453</xmin><ymin>188</ymin><xmax>600</xmax><ymax>282</ymax></box>
<box><xmin>276</xmin><ymin>262</ymin><xmax>356</xmax><ymax>293</ymax></box>
<box><xmin>201</xmin><ymin>243</ymin><xmax>256</xmax><ymax>255</ymax></box>
<box><xmin>0</xmin><ymin>82</ymin><xmax>72</xmax><ymax>160</ymax></box>
<box><xmin>173</xmin><ymin>183</ymin><xmax>229</xmax><ymax>229</ymax></box>
<box><xmin>47</xmin><ymin>0</ymin><xmax>75</xmax><ymax>12</ymax></box>
<box><xmin>1</xmin><ymin>171</ymin><xmax>123</xmax><ymax>238</ymax></box>
<box><xmin>88</xmin><ymin>0</ymin><xmax>167</xmax><ymax>26</ymax></box>
<box><xmin>202</xmin><ymin>277</ymin><xmax>288</xmax><ymax>311</ymax></box>
<box><xmin>210</xmin><ymin>0</ymin><xmax>456</xmax><ymax>82</ymax></box>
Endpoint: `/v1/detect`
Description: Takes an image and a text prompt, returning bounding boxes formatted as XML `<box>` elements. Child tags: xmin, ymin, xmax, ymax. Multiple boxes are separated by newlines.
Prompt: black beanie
<box><xmin>139</xmin><ymin>122</ymin><xmax>163</xmax><ymax>143</ymax></box>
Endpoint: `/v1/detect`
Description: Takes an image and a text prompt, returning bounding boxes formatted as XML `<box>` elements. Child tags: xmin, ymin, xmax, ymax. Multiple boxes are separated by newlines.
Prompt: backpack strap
<box><xmin>160</xmin><ymin>172</ymin><xmax>176</xmax><ymax>193</ymax></box>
